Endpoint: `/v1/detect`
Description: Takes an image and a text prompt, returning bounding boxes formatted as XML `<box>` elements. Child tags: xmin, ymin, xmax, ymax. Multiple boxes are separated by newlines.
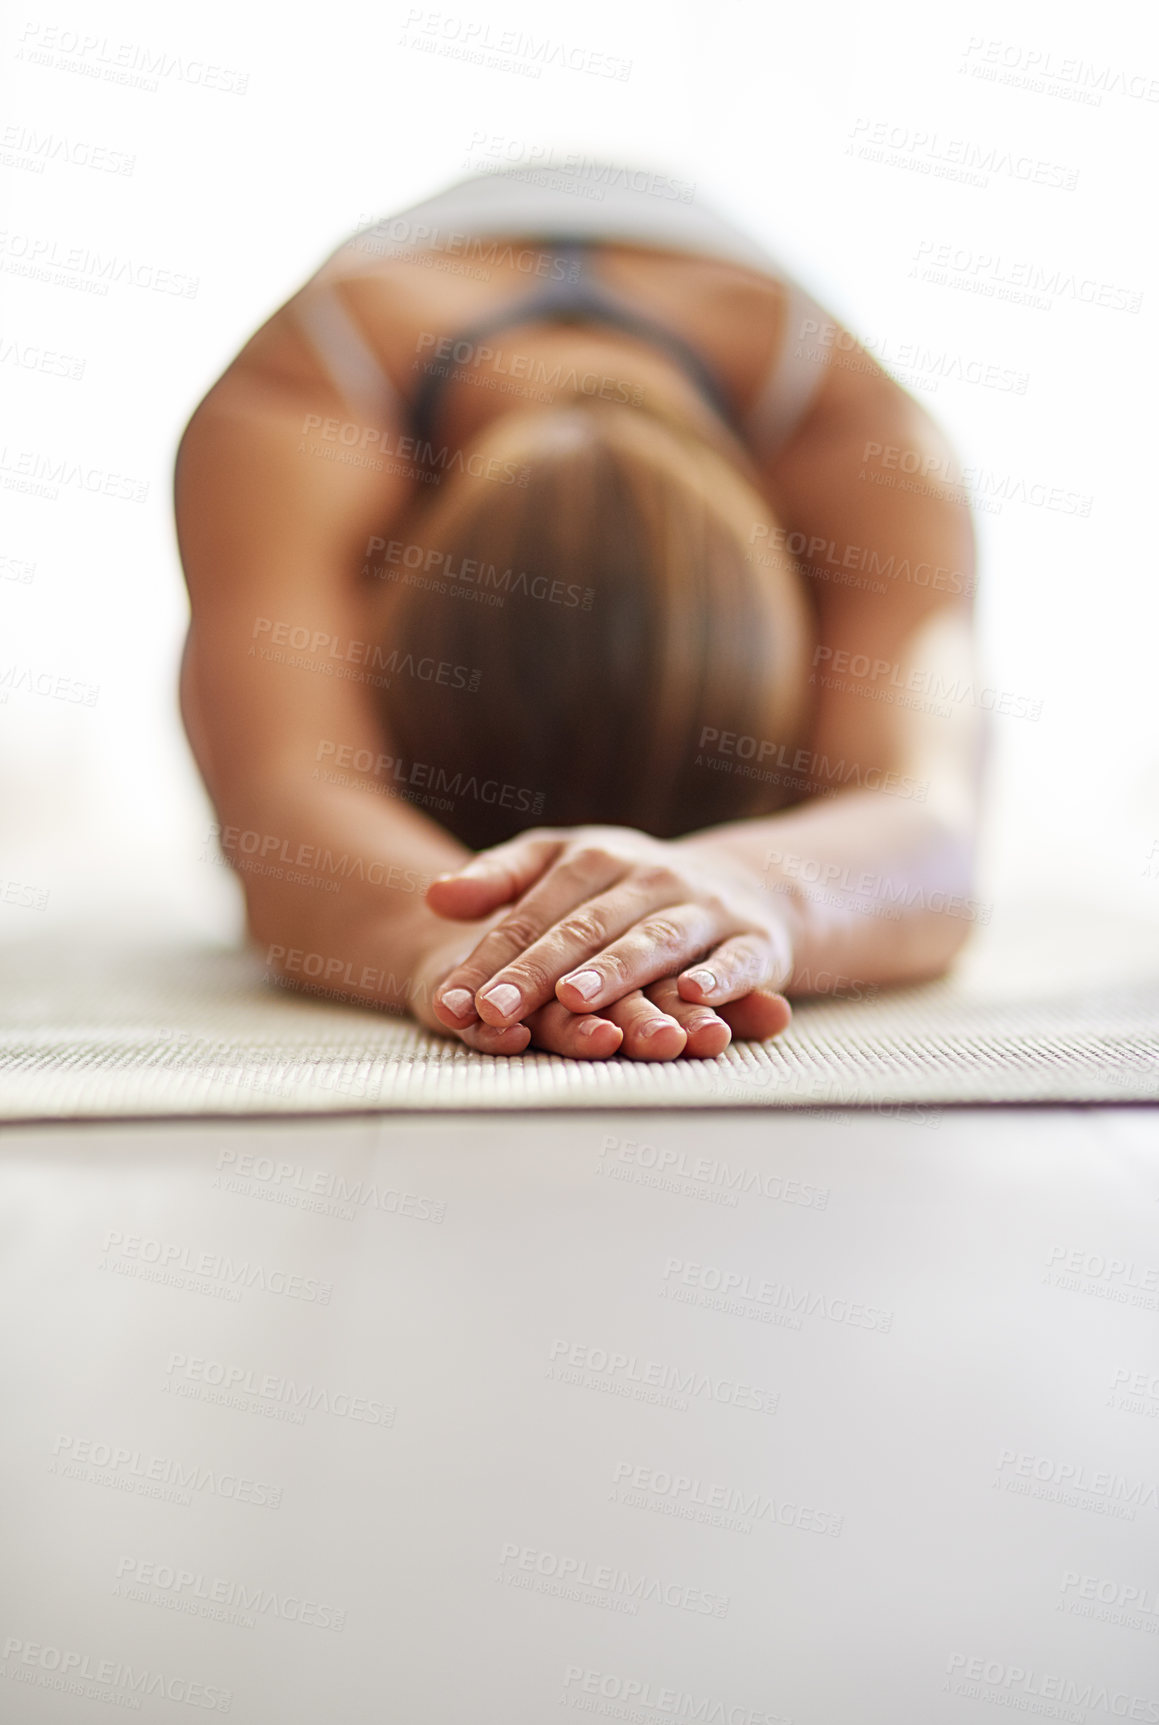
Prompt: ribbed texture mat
<box><xmin>2</xmin><ymin>905</ymin><xmax>1157</xmax><ymax>1117</ymax></box>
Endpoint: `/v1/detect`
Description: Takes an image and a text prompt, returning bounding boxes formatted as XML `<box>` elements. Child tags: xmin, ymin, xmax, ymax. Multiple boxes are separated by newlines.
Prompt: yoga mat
<box><xmin>1</xmin><ymin>900</ymin><xmax>1156</xmax><ymax>1119</ymax></box>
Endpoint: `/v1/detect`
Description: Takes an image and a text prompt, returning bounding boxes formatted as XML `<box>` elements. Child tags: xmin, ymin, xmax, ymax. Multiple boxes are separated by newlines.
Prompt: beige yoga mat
<box><xmin>1</xmin><ymin>900</ymin><xmax>1157</xmax><ymax>1119</ymax></box>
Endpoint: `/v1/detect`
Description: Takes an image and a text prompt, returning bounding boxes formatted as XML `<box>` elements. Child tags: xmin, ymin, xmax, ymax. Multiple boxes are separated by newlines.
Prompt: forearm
<box><xmin>183</xmin><ymin>625</ymin><xmax>469</xmax><ymax>880</ymax></box>
<box><xmin>676</xmin><ymin>789</ymin><xmax>979</xmax><ymax>993</ymax></box>
<box><xmin>187</xmin><ymin>679</ymin><xmax>473</xmax><ymax>1013</ymax></box>
<box><xmin>224</xmin><ymin>781</ymin><xmax>465</xmax><ymax>906</ymax></box>
<box><xmin>182</xmin><ymin>606</ymin><xmax>487</xmax><ymax>1018</ymax></box>
<box><xmin>174</xmin><ymin>372</ymin><xmax>508</xmax><ymax>1023</ymax></box>
<box><xmin>223</xmin><ymin>781</ymin><xmax>470</xmax><ymax>1007</ymax></box>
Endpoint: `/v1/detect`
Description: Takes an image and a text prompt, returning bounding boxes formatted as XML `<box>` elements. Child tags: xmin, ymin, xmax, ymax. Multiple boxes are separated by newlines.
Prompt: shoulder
<box><xmin>769</xmin><ymin>314</ymin><xmax>957</xmax><ymax>490</ymax></box>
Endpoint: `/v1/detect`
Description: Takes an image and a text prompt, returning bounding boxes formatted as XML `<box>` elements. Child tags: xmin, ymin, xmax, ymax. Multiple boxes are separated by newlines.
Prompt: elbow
<box><xmin>906</xmin><ymin>848</ymin><xmax>986</xmax><ymax>982</ymax></box>
<box><xmin>908</xmin><ymin>907</ymin><xmax>978</xmax><ymax>982</ymax></box>
<box><xmin>896</xmin><ymin>810</ymin><xmax>984</xmax><ymax>982</ymax></box>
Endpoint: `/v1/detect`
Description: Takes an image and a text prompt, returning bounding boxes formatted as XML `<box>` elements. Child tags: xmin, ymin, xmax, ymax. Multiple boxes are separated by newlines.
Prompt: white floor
<box><xmin>2</xmin><ymin>1104</ymin><xmax>1156</xmax><ymax>1724</ymax></box>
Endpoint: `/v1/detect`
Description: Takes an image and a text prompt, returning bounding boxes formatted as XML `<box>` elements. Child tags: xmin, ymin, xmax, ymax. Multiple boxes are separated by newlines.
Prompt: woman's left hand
<box><xmin>423</xmin><ymin>825</ymin><xmax>795</xmax><ymax>1060</ymax></box>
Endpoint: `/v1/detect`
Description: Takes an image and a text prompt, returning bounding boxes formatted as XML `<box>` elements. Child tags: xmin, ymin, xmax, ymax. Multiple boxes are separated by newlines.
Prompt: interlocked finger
<box><xmin>594</xmin><ymin>990</ymin><xmax>687</xmax><ymax>1061</ymax></box>
<box><xmin>443</xmin><ymin>866</ymin><xmax>708</xmax><ymax>1029</ymax></box>
<box><xmin>643</xmin><ymin>975</ymin><xmax>732</xmax><ymax>1058</ymax></box>
<box><xmin>522</xmin><ymin>999</ymin><xmax>624</xmax><ymax>1059</ymax></box>
<box><xmin>555</xmin><ymin>902</ymin><xmax>728</xmax><ymax>1015</ymax></box>
<box><xmin>676</xmin><ymin>932</ymin><xmax>790</xmax><ymax>1008</ymax></box>
<box><xmin>432</xmin><ymin>847</ymin><xmax>630</xmax><ymax>1028</ymax></box>
<box><xmin>445</xmin><ymin>1018</ymin><xmax>532</xmax><ymax>1056</ymax></box>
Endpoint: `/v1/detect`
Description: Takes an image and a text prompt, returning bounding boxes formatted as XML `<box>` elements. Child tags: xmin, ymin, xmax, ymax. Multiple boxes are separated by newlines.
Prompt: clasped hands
<box><xmin>413</xmin><ymin>825</ymin><xmax>795</xmax><ymax>1060</ymax></box>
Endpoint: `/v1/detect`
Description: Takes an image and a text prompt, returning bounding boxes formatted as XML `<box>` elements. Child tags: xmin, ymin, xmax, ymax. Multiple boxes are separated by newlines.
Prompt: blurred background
<box><xmin>3</xmin><ymin>0</ymin><xmax>1157</xmax><ymax>946</ymax></box>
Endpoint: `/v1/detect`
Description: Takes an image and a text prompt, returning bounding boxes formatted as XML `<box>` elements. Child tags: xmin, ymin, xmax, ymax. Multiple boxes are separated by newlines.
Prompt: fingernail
<box><xmin>577</xmin><ymin>1018</ymin><xmax>609</xmax><ymax>1040</ymax></box>
<box><xmin>639</xmin><ymin>1016</ymin><xmax>679</xmax><ymax>1040</ymax></box>
<box><xmin>564</xmin><ymin>969</ymin><xmax>602</xmax><ymax>1001</ymax></box>
<box><xmin>684</xmin><ymin>967</ymin><xmax>717</xmax><ymax>994</ymax></box>
<box><xmin>440</xmin><ymin>987</ymin><xmax>476</xmax><ymax>1019</ymax></box>
<box><xmin>478</xmin><ymin>981</ymin><xmax>522</xmax><ymax>1019</ymax></box>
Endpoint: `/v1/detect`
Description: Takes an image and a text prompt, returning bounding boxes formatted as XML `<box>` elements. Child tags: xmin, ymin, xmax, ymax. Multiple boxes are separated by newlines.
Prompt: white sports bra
<box><xmin>294</xmin><ymin>163</ymin><xmax>828</xmax><ymax>456</ymax></box>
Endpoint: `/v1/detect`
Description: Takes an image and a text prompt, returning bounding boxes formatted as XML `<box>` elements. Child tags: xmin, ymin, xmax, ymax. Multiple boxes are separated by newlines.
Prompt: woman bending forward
<box><xmin>175</xmin><ymin>166</ymin><xmax>982</xmax><ymax>1060</ymax></box>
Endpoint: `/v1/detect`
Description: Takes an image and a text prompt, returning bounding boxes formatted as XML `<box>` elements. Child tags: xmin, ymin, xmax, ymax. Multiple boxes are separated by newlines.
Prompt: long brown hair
<box><xmin>366</xmin><ymin>396</ymin><xmax>815</xmax><ymax>849</ymax></box>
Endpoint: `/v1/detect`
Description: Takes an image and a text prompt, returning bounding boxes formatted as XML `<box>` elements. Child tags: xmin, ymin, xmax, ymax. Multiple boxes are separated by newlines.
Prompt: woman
<box><xmin>175</xmin><ymin>164</ymin><xmax>982</xmax><ymax>1061</ymax></box>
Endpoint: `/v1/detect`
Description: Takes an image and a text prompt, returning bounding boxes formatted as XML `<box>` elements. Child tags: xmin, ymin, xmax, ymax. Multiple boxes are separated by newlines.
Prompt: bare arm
<box><xmin>678</xmin><ymin>339</ymin><xmax>984</xmax><ymax>991</ymax></box>
<box><xmin>175</xmin><ymin>289</ymin><xmax>482</xmax><ymax>1016</ymax></box>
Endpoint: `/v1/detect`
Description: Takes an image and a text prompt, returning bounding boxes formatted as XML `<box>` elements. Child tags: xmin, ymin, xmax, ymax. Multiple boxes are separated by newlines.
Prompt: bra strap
<box><xmin>292</xmin><ymin>283</ymin><xmax>407</xmax><ymax>425</ymax></box>
<box><xmin>742</xmin><ymin>280</ymin><xmax>829</xmax><ymax>456</ymax></box>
